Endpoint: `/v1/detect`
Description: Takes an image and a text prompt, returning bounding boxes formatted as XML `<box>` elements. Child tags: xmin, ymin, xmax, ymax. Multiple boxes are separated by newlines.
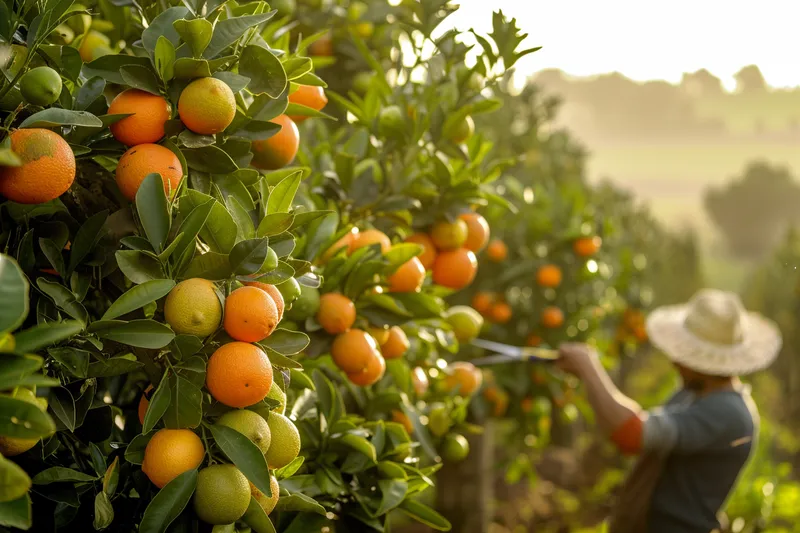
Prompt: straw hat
<box><xmin>645</xmin><ymin>289</ymin><xmax>782</xmax><ymax>376</ymax></box>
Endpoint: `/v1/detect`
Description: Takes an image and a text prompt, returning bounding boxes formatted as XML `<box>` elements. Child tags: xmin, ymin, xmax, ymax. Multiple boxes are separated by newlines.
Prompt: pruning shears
<box><xmin>468</xmin><ymin>338</ymin><xmax>560</xmax><ymax>367</ymax></box>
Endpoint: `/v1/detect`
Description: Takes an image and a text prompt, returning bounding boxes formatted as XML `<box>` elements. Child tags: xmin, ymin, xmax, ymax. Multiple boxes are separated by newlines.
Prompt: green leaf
<box><xmin>172</xmin><ymin>200</ymin><xmax>214</xmax><ymax>266</ymax></box>
<box><xmin>39</xmin><ymin>238</ymin><xmax>65</xmax><ymax>278</ymax></box>
<box><xmin>12</xmin><ymin>320</ymin><xmax>84</xmax><ymax>354</ymax></box>
<box><xmin>120</xmin><ymin>64</ymin><xmax>162</xmax><ymax>95</ymax></box>
<box><xmin>274</xmin><ymin>456</ymin><xmax>304</xmax><ymax>480</ymax></box>
<box><xmin>229</xmin><ymin>238</ymin><xmax>270</xmax><ymax>275</ymax></box>
<box><xmin>155</xmin><ymin>36</ymin><xmax>176</xmax><ymax>82</ymax></box>
<box><xmin>0</xmin><ymin>495</ymin><xmax>31</xmax><ymax>529</ymax></box>
<box><xmin>239</xmin><ymin>45</ymin><xmax>287</xmax><ymax>98</ymax></box>
<box><xmin>302</xmin><ymin>213</ymin><xmax>338</xmax><ymax>262</ymax></box>
<box><xmin>376</xmin><ymin>479</ymin><xmax>407</xmax><ymax>516</ymax></box>
<box><xmin>0</xmin><ymin>455</ymin><xmax>31</xmax><ymax>503</ymax></box>
<box><xmin>32</xmin><ymin>467</ymin><xmax>97</xmax><ymax>485</ymax></box>
<box><xmin>124</xmin><ymin>431</ymin><xmax>156</xmax><ymax>465</ymax></box>
<box><xmin>338</xmin><ymin>433</ymin><xmax>377</xmax><ymax>462</ymax></box>
<box><xmin>87</xmin><ymin>354</ymin><xmax>145</xmax><ymax>377</ymax></box>
<box><xmin>143</xmin><ymin>372</ymin><xmax>171</xmax><ymax>433</ymax></box>
<box><xmin>399</xmin><ymin>500</ymin><xmax>452</xmax><ymax>531</ymax></box>
<box><xmin>116</xmin><ymin>250</ymin><xmax>166</xmax><ymax>284</ymax></box>
<box><xmin>68</xmin><ymin>210</ymin><xmax>108</xmax><ymax>274</ymax></box>
<box><xmin>182</xmin><ymin>251</ymin><xmax>232</xmax><ymax>280</ymax></box>
<box><xmin>173</xmin><ymin>18</ymin><xmax>213</xmax><ymax>57</ymax></box>
<box><xmin>256</xmin><ymin>213</ymin><xmax>293</xmax><ymax>238</ymax></box>
<box><xmin>259</xmin><ymin>329</ymin><xmax>308</xmax><ymax>355</ymax></box>
<box><xmin>180</xmin><ymin>191</ymin><xmax>237</xmax><ymax>254</ymax></box>
<box><xmin>138</xmin><ymin>469</ymin><xmax>197</xmax><ymax>533</ymax></box>
<box><xmin>36</xmin><ymin>278</ymin><xmax>88</xmax><ymax>324</ymax></box>
<box><xmin>93</xmin><ymin>491</ymin><xmax>114</xmax><ymax>530</ymax></box>
<box><xmin>20</xmin><ymin>109</ymin><xmax>102</xmax><ymax>129</ymax></box>
<box><xmin>207</xmin><ymin>424</ymin><xmax>273</xmax><ymax>497</ymax></box>
<box><xmin>225</xmin><ymin>195</ymin><xmax>255</xmax><ymax>241</ymax></box>
<box><xmin>88</xmin><ymin>319</ymin><xmax>175</xmax><ymax>349</ymax></box>
<box><xmin>102</xmin><ymin>279</ymin><xmax>175</xmax><ymax>320</ymax></box>
<box><xmin>0</xmin><ymin>355</ymin><xmax>42</xmax><ymax>391</ymax></box>
<box><xmin>204</xmin><ymin>13</ymin><xmax>276</xmax><ymax>59</ymax></box>
<box><xmin>0</xmin><ymin>255</ymin><xmax>29</xmax><ymax>333</ymax></box>
<box><xmin>142</xmin><ymin>6</ymin><xmax>189</xmax><ymax>56</ymax></box>
<box><xmin>273</xmin><ymin>492</ymin><xmax>327</xmax><ymax>515</ymax></box>
<box><xmin>183</xmin><ymin>145</ymin><xmax>239</xmax><ymax>173</ymax></box>
<box><xmin>47</xmin><ymin>347</ymin><xmax>89</xmax><ymax>378</ymax></box>
<box><xmin>162</xmin><ymin>375</ymin><xmax>203</xmax><ymax>429</ymax></box>
<box><xmin>215</xmin><ymin>71</ymin><xmax>249</xmax><ymax>93</ymax></box>
<box><xmin>266</xmin><ymin>171</ymin><xmax>302</xmax><ymax>214</ymax></box>
<box><xmin>0</xmin><ymin>149</ymin><xmax>22</xmax><ymax>167</ymax></box>
<box><xmin>282</xmin><ymin>58</ymin><xmax>313</xmax><ymax>80</ymax></box>
<box><xmin>82</xmin><ymin>54</ymin><xmax>152</xmax><ymax>85</ymax></box>
<box><xmin>384</xmin><ymin>243</ymin><xmax>424</xmax><ymax>273</ymax></box>
<box><xmin>136</xmin><ymin>173</ymin><xmax>172</xmax><ymax>254</ymax></box>
<box><xmin>284</xmin><ymin>103</ymin><xmax>334</xmax><ymax>121</ymax></box>
<box><xmin>173</xmin><ymin>57</ymin><xmax>212</xmax><ymax>79</ymax></box>
<box><xmin>242</xmin><ymin>496</ymin><xmax>278</xmax><ymax>533</ymax></box>
<box><xmin>0</xmin><ymin>396</ymin><xmax>55</xmax><ymax>439</ymax></box>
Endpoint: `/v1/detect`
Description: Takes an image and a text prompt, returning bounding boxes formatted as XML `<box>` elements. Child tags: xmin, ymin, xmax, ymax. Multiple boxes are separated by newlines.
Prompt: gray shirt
<box><xmin>642</xmin><ymin>386</ymin><xmax>757</xmax><ymax>533</ymax></box>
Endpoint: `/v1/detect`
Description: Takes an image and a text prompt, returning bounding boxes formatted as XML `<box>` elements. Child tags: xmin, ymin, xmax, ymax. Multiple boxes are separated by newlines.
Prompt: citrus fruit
<box><xmin>411</xmin><ymin>367</ymin><xmax>429</xmax><ymax>396</ymax></box>
<box><xmin>19</xmin><ymin>66</ymin><xmax>61</xmax><ymax>106</ymax></box>
<box><xmin>316</xmin><ymin>293</ymin><xmax>356</xmax><ymax>334</ymax></box>
<box><xmin>78</xmin><ymin>30</ymin><xmax>111</xmax><ymax>62</ymax></box>
<box><xmin>448</xmin><ymin>115</ymin><xmax>474</xmax><ymax>144</ymax></box>
<box><xmin>442</xmin><ymin>433</ymin><xmax>470</xmax><ymax>462</ymax></box>
<box><xmin>541</xmin><ymin>306</ymin><xmax>565</xmax><ymax>328</ymax></box>
<box><xmin>52</xmin><ymin>23</ymin><xmax>74</xmax><ymax>44</ymax></box>
<box><xmin>404</xmin><ymin>233</ymin><xmax>437</xmax><ymax>269</ymax></box>
<box><xmin>115</xmin><ymin>144</ymin><xmax>183</xmax><ymax>201</ymax></box>
<box><xmin>445</xmin><ymin>305</ymin><xmax>484</xmax><ymax>343</ymax></box>
<box><xmin>250</xmin><ymin>114</ymin><xmax>299</xmax><ymax>170</ymax></box>
<box><xmin>265</xmin><ymin>382</ymin><xmax>287</xmax><ymax>415</ymax></box>
<box><xmin>320</xmin><ymin>229</ymin><xmax>357</xmax><ymax>263</ymax></box>
<box><xmin>388</xmin><ymin>256</ymin><xmax>425</xmax><ymax>293</ymax></box>
<box><xmin>349</xmin><ymin>229</ymin><xmax>391</xmax><ymax>254</ymax></box>
<box><xmin>489</xmin><ymin>302</ymin><xmax>512</xmax><ymax>324</ymax></box>
<box><xmin>368</xmin><ymin>326</ymin><xmax>391</xmax><ymax>346</ymax></box>
<box><xmin>471</xmin><ymin>292</ymin><xmax>495</xmax><ymax>316</ymax></box>
<box><xmin>163</xmin><ymin>278</ymin><xmax>222</xmax><ymax>337</ymax></box>
<box><xmin>432</xmin><ymin>248</ymin><xmax>477</xmax><ymax>290</ymax></box>
<box><xmin>331</xmin><ymin>328</ymin><xmax>381</xmax><ymax>373</ymax></box>
<box><xmin>536</xmin><ymin>264</ymin><xmax>562</xmax><ymax>288</ymax></box>
<box><xmin>353</xmin><ymin>72</ymin><xmax>373</xmax><ymax>95</ymax></box>
<box><xmin>193</xmin><ymin>464</ymin><xmax>251</xmax><ymax>525</ymax></box>
<box><xmin>244</xmin><ymin>281</ymin><xmax>285</xmax><ymax>321</ymax></box>
<box><xmin>574</xmin><ymin>236</ymin><xmax>602</xmax><ymax>256</ymax></box>
<box><xmin>443</xmin><ymin>361</ymin><xmax>482</xmax><ymax>396</ymax></box>
<box><xmin>265</xmin><ymin>413</ymin><xmax>301</xmax><ymax>469</ymax></box>
<box><xmin>285</xmin><ymin>284</ymin><xmax>320</xmax><ymax>321</ymax></box>
<box><xmin>276</xmin><ymin>278</ymin><xmax>302</xmax><ymax>306</ymax></box>
<box><xmin>378</xmin><ymin>105</ymin><xmax>406</xmax><ymax>138</ymax></box>
<box><xmin>427</xmin><ymin>403</ymin><xmax>450</xmax><ymax>437</ymax></box>
<box><xmin>251</xmin><ymin>475</ymin><xmax>280</xmax><ymax>516</ymax></box>
<box><xmin>216</xmin><ymin>409</ymin><xmax>272</xmax><ymax>453</ymax></box>
<box><xmin>0</xmin><ymin>388</ymin><xmax>50</xmax><ymax>456</ymax></box>
<box><xmin>206</xmin><ymin>342</ymin><xmax>273</xmax><ymax>408</ymax></box>
<box><xmin>486</xmin><ymin>239</ymin><xmax>508</xmax><ymax>262</ymax></box>
<box><xmin>141</xmin><ymin>429</ymin><xmax>204</xmax><ymax>488</ymax></box>
<box><xmin>178</xmin><ymin>77</ymin><xmax>236</xmax><ymax>135</ymax></box>
<box><xmin>0</xmin><ymin>128</ymin><xmax>75</xmax><ymax>204</ymax></box>
<box><xmin>458</xmin><ymin>213</ymin><xmax>490</xmax><ymax>252</ymax></box>
<box><xmin>346</xmin><ymin>350</ymin><xmax>386</xmax><ymax>386</ymax></box>
<box><xmin>223</xmin><ymin>286</ymin><xmax>280</xmax><ymax>342</ymax></box>
<box><xmin>288</xmin><ymin>84</ymin><xmax>328</xmax><ymax>123</ymax></box>
<box><xmin>381</xmin><ymin>326</ymin><xmax>409</xmax><ymax>359</ymax></box>
<box><xmin>108</xmin><ymin>89</ymin><xmax>170</xmax><ymax>146</ymax></box>
<box><xmin>138</xmin><ymin>384</ymin><xmax>154</xmax><ymax>425</ymax></box>
<box><xmin>526</xmin><ymin>334</ymin><xmax>542</xmax><ymax>347</ymax></box>
<box><xmin>66</xmin><ymin>4</ymin><xmax>92</xmax><ymax>33</ymax></box>
<box><xmin>430</xmin><ymin>219</ymin><xmax>468</xmax><ymax>250</ymax></box>
<box><xmin>308</xmin><ymin>34</ymin><xmax>333</xmax><ymax>56</ymax></box>
<box><xmin>391</xmin><ymin>410</ymin><xmax>413</xmax><ymax>434</ymax></box>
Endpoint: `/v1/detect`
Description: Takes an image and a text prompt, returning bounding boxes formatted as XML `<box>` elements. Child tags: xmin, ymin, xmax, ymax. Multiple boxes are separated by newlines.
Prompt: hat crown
<box><xmin>683</xmin><ymin>289</ymin><xmax>745</xmax><ymax>345</ymax></box>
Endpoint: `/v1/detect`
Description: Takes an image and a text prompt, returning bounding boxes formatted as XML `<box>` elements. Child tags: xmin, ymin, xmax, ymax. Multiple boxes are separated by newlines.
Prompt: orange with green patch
<box><xmin>0</xmin><ymin>129</ymin><xmax>76</xmax><ymax>204</ymax></box>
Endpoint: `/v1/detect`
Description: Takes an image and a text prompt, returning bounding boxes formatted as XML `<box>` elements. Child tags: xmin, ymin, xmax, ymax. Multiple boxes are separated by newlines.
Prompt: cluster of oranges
<box><xmin>619</xmin><ymin>307</ymin><xmax>648</xmax><ymax>343</ymax></box>
<box><xmin>471</xmin><ymin>291</ymin><xmax>513</xmax><ymax>324</ymax></box>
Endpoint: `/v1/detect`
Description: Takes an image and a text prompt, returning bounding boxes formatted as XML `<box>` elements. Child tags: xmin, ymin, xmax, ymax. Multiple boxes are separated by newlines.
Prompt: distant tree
<box><xmin>734</xmin><ymin>65</ymin><xmax>767</xmax><ymax>93</ymax></box>
<box><xmin>704</xmin><ymin>161</ymin><xmax>800</xmax><ymax>258</ymax></box>
<box><xmin>680</xmin><ymin>69</ymin><xmax>724</xmax><ymax>97</ymax></box>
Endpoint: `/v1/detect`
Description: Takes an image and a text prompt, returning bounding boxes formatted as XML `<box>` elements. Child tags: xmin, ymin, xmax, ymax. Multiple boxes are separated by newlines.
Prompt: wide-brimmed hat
<box><xmin>645</xmin><ymin>288</ymin><xmax>782</xmax><ymax>376</ymax></box>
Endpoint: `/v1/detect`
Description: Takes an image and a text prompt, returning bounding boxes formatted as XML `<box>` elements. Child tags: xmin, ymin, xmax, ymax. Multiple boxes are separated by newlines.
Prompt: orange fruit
<box><xmin>471</xmin><ymin>292</ymin><xmax>495</xmax><ymax>316</ymax></box>
<box><xmin>541</xmin><ymin>306</ymin><xmax>564</xmax><ymax>329</ymax></box>
<box><xmin>223</xmin><ymin>286</ymin><xmax>280</xmax><ymax>343</ymax></box>
<box><xmin>458</xmin><ymin>213</ymin><xmax>490</xmax><ymax>252</ymax></box>
<box><xmin>368</xmin><ymin>326</ymin><xmax>390</xmax><ymax>346</ymax></box>
<box><xmin>489</xmin><ymin>302</ymin><xmax>512</xmax><ymax>324</ymax></box>
<box><xmin>309</xmin><ymin>34</ymin><xmax>333</xmax><ymax>56</ymax></box>
<box><xmin>349</xmin><ymin>229</ymin><xmax>391</xmax><ymax>254</ymax></box>
<box><xmin>141</xmin><ymin>429</ymin><xmax>205</xmax><ymax>488</ymax></box>
<box><xmin>573</xmin><ymin>236</ymin><xmax>602</xmax><ymax>257</ymax></box>
<box><xmin>0</xmin><ymin>129</ymin><xmax>75</xmax><ymax>204</ymax></box>
<box><xmin>623</xmin><ymin>309</ymin><xmax>644</xmax><ymax>330</ymax></box>
<box><xmin>411</xmin><ymin>366</ymin><xmax>429</xmax><ymax>396</ymax></box>
<box><xmin>331</xmin><ymin>329</ymin><xmax>380</xmax><ymax>373</ymax></box>
<box><xmin>346</xmin><ymin>350</ymin><xmax>386</xmax><ymax>386</ymax></box>
<box><xmin>108</xmin><ymin>89</ymin><xmax>170</xmax><ymax>146</ymax></box>
<box><xmin>381</xmin><ymin>326</ymin><xmax>408</xmax><ymax>359</ymax></box>
<box><xmin>526</xmin><ymin>334</ymin><xmax>542</xmax><ymax>347</ymax></box>
<box><xmin>404</xmin><ymin>233</ymin><xmax>437</xmax><ymax>269</ymax></box>
<box><xmin>316</xmin><ymin>293</ymin><xmax>356</xmax><ymax>334</ymax></box>
<box><xmin>536</xmin><ymin>264</ymin><xmax>562</xmax><ymax>288</ymax></box>
<box><xmin>250</xmin><ymin>114</ymin><xmax>299</xmax><ymax>170</ymax></box>
<box><xmin>432</xmin><ymin>248</ymin><xmax>477</xmax><ymax>290</ymax></box>
<box><xmin>521</xmin><ymin>397</ymin><xmax>533</xmax><ymax>413</ymax></box>
<box><xmin>288</xmin><ymin>85</ymin><xmax>328</xmax><ymax>123</ymax></box>
<box><xmin>486</xmin><ymin>240</ymin><xmax>508</xmax><ymax>262</ymax></box>
<box><xmin>430</xmin><ymin>219</ymin><xmax>468</xmax><ymax>251</ymax></box>
<box><xmin>320</xmin><ymin>229</ymin><xmax>358</xmax><ymax>263</ymax></box>
<box><xmin>443</xmin><ymin>362</ymin><xmax>482</xmax><ymax>396</ymax></box>
<box><xmin>206</xmin><ymin>342</ymin><xmax>273</xmax><ymax>408</ymax></box>
<box><xmin>178</xmin><ymin>77</ymin><xmax>236</xmax><ymax>135</ymax></box>
<box><xmin>116</xmin><ymin>144</ymin><xmax>183</xmax><ymax>201</ymax></box>
<box><xmin>388</xmin><ymin>257</ymin><xmax>425</xmax><ymax>293</ymax></box>
<box><xmin>633</xmin><ymin>325</ymin><xmax>648</xmax><ymax>342</ymax></box>
<box><xmin>138</xmin><ymin>384</ymin><xmax>154</xmax><ymax>425</ymax></box>
<box><xmin>391</xmin><ymin>410</ymin><xmax>413</xmax><ymax>434</ymax></box>
<box><xmin>244</xmin><ymin>281</ymin><xmax>285</xmax><ymax>322</ymax></box>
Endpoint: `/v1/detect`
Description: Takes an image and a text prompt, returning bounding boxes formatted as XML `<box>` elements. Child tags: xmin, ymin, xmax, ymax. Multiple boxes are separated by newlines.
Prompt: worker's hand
<box><xmin>556</xmin><ymin>342</ymin><xmax>597</xmax><ymax>377</ymax></box>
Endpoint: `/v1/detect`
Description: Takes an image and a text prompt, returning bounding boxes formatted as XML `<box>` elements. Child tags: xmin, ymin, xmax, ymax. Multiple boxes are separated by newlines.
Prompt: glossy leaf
<box><xmin>19</xmin><ymin>109</ymin><xmax>102</xmax><ymax>128</ymax></box>
<box><xmin>207</xmin><ymin>424</ymin><xmax>272</xmax><ymax>497</ymax></box>
<box><xmin>67</xmin><ymin>210</ymin><xmax>108</xmax><ymax>274</ymax></box>
<box><xmin>204</xmin><ymin>13</ymin><xmax>276</xmax><ymax>59</ymax></box>
<box><xmin>32</xmin><ymin>467</ymin><xmax>97</xmax><ymax>485</ymax></box>
<box><xmin>116</xmin><ymin>250</ymin><xmax>166</xmax><ymax>284</ymax></box>
<box><xmin>241</xmin><ymin>496</ymin><xmax>278</xmax><ymax>533</ymax></box>
<box><xmin>162</xmin><ymin>375</ymin><xmax>203</xmax><ymax>429</ymax></box>
<box><xmin>0</xmin><ymin>396</ymin><xmax>55</xmax><ymax>439</ymax></box>
<box><xmin>138</xmin><ymin>469</ymin><xmax>197</xmax><ymax>533</ymax></box>
<box><xmin>399</xmin><ymin>500</ymin><xmax>452</xmax><ymax>531</ymax></box>
<box><xmin>136</xmin><ymin>173</ymin><xmax>172</xmax><ymax>254</ymax></box>
<box><xmin>173</xmin><ymin>18</ymin><xmax>213</xmax><ymax>57</ymax></box>
<box><xmin>12</xmin><ymin>321</ymin><xmax>84</xmax><ymax>354</ymax></box>
<box><xmin>143</xmin><ymin>372</ymin><xmax>171</xmax><ymax>433</ymax></box>
<box><xmin>88</xmin><ymin>320</ymin><xmax>175</xmax><ymax>349</ymax></box>
<box><xmin>259</xmin><ymin>329</ymin><xmax>309</xmax><ymax>355</ymax></box>
<box><xmin>229</xmin><ymin>238</ymin><xmax>270</xmax><ymax>275</ymax></box>
<box><xmin>35</xmin><ymin>279</ymin><xmax>88</xmax><ymax>324</ymax></box>
<box><xmin>239</xmin><ymin>45</ymin><xmax>287</xmax><ymax>98</ymax></box>
<box><xmin>102</xmin><ymin>279</ymin><xmax>175</xmax><ymax>320</ymax></box>
<box><xmin>0</xmin><ymin>255</ymin><xmax>28</xmax><ymax>333</ymax></box>
<box><xmin>266</xmin><ymin>171</ymin><xmax>302</xmax><ymax>214</ymax></box>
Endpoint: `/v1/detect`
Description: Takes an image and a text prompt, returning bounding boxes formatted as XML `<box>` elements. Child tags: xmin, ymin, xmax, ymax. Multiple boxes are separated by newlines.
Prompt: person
<box><xmin>556</xmin><ymin>288</ymin><xmax>782</xmax><ymax>533</ymax></box>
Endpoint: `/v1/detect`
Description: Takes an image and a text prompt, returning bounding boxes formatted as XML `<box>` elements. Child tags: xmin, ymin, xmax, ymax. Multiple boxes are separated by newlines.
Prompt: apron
<box><xmin>607</xmin><ymin>451</ymin><xmax>666</xmax><ymax>533</ymax></box>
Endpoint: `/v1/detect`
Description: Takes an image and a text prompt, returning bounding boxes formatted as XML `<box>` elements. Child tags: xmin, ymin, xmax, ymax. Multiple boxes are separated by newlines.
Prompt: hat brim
<box><xmin>645</xmin><ymin>304</ymin><xmax>783</xmax><ymax>376</ymax></box>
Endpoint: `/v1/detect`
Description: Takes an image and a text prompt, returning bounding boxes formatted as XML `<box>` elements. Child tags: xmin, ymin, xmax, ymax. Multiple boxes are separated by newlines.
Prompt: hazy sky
<box><xmin>448</xmin><ymin>0</ymin><xmax>800</xmax><ymax>90</ymax></box>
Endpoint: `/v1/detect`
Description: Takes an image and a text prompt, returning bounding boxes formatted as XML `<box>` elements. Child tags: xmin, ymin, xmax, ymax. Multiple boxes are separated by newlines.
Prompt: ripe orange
<box><xmin>381</xmin><ymin>326</ymin><xmax>409</xmax><ymax>359</ymax></box>
<box><xmin>391</xmin><ymin>410</ymin><xmax>413</xmax><ymax>434</ymax></box>
<box><xmin>573</xmin><ymin>236</ymin><xmax>602</xmax><ymax>257</ymax></box>
<box><xmin>486</xmin><ymin>240</ymin><xmax>508</xmax><ymax>262</ymax></box>
<box><xmin>471</xmin><ymin>292</ymin><xmax>495</xmax><ymax>316</ymax></box>
<box><xmin>288</xmin><ymin>85</ymin><xmax>328</xmax><ymax>123</ymax></box>
<box><xmin>308</xmin><ymin>34</ymin><xmax>333</xmax><ymax>56</ymax></box>
<box><xmin>404</xmin><ymin>233</ymin><xmax>437</xmax><ymax>269</ymax></box>
<box><xmin>367</xmin><ymin>326</ymin><xmax>391</xmax><ymax>346</ymax></box>
<box><xmin>432</xmin><ymin>248</ymin><xmax>477</xmax><ymax>290</ymax></box>
<box><xmin>536</xmin><ymin>264</ymin><xmax>562</xmax><ymax>288</ymax></box>
<box><xmin>178</xmin><ymin>77</ymin><xmax>236</xmax><ymax>135</ymax></box>
<box><xmin>411</xmin><ymin>366</ymin><xmax>429</xmax><ymax>396</ymax></box>
<box><xmin>316</xmin><ymin>293</ymin><xmax>356</xmax><ymax>334</ymax></box>
<box><xmin>142</xmin><ymin>429</ymin><xmax>204</xmax><ymax>488</ymax></box>
<box><xmin>0</xmin><ymin>129</ymin><xmax>75</xmax><ymax>204</ymax></box>
<box><xmin>346</xmin><ymin>350</ymin><xmax>386</xmax><ymax>386</ymax></box>
<box><xmin>331</xmin><ymin>329</ymin><xmax>380</xmax><ymax>373</ymax></box>
<box><xmin>108</xmin><ymin>89</ymin><xmax>170</xmax><ymax>146</ymax></box>
<box><xmin>458</xmin><ymin>213</ymin><xmax>490</xmax><ymax>252</ymax></box>
<box><xmin>244</xmin><ymin>281</ymin><xmax>285</xmax><ymax>322</ymax></box>
<box><xmin>489</xmin><ymin>302</ymin><xmax>512</xmax><ymax>324</ymax></box>
<box><xmin>349</xmin><ymin>229</ymin><xmax>391</xmax><ymax>254</ymax></box>
<box><xmin>223</xmin><ymin>286</ymin><xmax>279</xmax><ymax>343</ymax></box>
<box><xmin>138</xmin><ymin>384</ymin><xmax>154</xmax><ymax>425</ymax></box>
<box><xmin>116</xmin><ymin>144</ymin><xmax>183</xmax><ymax>201</ymax></box>
<box><xmin>388</xmin><ymin>257</ymin><xmax>425</xmax><ymax>293</ymax></box>
<box><xmin>443</xmin><ymin>362</ymin><xmax>482</xmax><ymax>396</ymax></box>
<box><xmin>541</xmin><ymin>306</ymin><xmax>564</xmax><ymax>329</ymax></box>
<box><xmin>206</xmin><ymin>342</ymin><xmax>273</xmax><ymax>408</ymax></box>
<box><xmin>250</xmin><ymin>114</ymin><xmax>299</xmax><ymax>170</ymax></box>
<box><xmin>430</xmin><ymin>219</ymin><xmax>468</xmax><ymax>251</ymax></box>
<box><xmin>526</xmin><ymin>334</ymin><xmax>542</xmax><ymax>347</ymax></box>
<box><xmin>320</xmin><ymin>229</ymin><xmax>357</xmax><ymax>263</ymax></box>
